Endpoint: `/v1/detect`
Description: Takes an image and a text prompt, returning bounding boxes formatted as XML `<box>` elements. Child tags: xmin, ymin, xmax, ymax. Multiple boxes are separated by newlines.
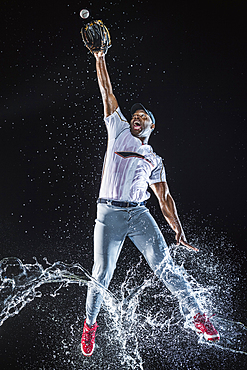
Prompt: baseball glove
<box><xmin>81</xmin><ymin>20</ymin><xmax>111</xmax><ymax>54</ymax></box>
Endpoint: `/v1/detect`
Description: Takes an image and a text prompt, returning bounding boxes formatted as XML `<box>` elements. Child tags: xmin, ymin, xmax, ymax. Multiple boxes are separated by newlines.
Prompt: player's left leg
<box><xmin>128</xmin><ymin>205</ymin><xmax>200</xmax><ymax>316</ymax></box>
<box><xmin>128</xmin><ymin>206</ymin><xmax>219</xmax><ymax>341</ymax></box>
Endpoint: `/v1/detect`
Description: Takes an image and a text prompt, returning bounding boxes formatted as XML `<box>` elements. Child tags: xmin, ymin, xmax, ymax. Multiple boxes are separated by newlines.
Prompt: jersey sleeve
<box><xmin>104</xmin><ymin>107</ymin><xmax>130</xmax><ymax>140</ymax></box>
<box><xmin>149</xmin><ymin>157</ymin><xmax>166</xmax><ymax>185</ymax></box>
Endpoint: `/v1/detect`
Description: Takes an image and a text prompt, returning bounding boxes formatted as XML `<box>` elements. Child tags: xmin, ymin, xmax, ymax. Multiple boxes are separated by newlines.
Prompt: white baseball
<box><xmin>80</xmin><ymin>9</ymin><xmax>89</xmax><ymax>19</ymax></box>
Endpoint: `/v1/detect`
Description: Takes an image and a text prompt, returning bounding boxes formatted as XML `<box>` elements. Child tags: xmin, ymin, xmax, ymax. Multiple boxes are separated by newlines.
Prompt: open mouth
<box><xmin>132</xmin><ymin>120</ymin><xmax>142</xmax><ymax>130</ymax></box>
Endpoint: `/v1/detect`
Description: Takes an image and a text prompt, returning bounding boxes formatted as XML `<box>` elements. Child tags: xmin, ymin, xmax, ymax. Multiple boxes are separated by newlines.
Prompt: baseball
<box><xmin>80</xmin><ymin>9</ymin><xmax>89</xmax><ymax>19</ymax></box>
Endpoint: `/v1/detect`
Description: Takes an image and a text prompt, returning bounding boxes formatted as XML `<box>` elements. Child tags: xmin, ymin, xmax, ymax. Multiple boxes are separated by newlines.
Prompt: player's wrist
<box><xmin>94</xmin><ymin>51</ymin><xmax>105</xmax><ymax>60</ymax></box>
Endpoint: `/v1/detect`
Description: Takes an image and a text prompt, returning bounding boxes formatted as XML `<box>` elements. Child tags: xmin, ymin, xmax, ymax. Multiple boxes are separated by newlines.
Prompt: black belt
<box><xmin>97</xmin><ymin>198</ymin><xmax>146</xmax><ymax>208</ymax></box>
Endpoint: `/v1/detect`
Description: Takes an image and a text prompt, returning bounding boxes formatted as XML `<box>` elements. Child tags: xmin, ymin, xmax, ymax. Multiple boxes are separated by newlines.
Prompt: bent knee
<box><xmin>92</xmin><ymin>261</ymin><xmax>116</xmax><ymax>288</ymax></box>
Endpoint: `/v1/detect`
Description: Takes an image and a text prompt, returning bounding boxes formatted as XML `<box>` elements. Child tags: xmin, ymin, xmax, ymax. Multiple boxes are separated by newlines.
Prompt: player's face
<box><xmin>130</xmin><ymin>110</ymin><xmax>155</xmax><ymax>143</ymax></box>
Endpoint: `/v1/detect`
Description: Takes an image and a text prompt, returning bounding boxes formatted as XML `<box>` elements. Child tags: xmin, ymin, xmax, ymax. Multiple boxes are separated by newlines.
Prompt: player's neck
<box><xmin>140</xmin><ymin>136</ymin><xmax>149</xmax><ymax>145</ymax></box>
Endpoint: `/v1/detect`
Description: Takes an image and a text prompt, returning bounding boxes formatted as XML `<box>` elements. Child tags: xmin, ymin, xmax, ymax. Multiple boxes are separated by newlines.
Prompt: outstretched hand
<box><xmin>81</xmin><ymin>20</ymin><xmax>111</xmax><ymax>55</ymax></box>
<box><xmin>176</xmin><ymin>232</ymin><xmax>199</xmax><ymax>252</ymax></box>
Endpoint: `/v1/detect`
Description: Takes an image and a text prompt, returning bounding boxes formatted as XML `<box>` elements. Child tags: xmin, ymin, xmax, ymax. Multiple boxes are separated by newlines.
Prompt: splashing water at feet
<box><xmin>0</xmin><ymin>251</ymin><xmax>246</xmax><ymax>369</ymax></box>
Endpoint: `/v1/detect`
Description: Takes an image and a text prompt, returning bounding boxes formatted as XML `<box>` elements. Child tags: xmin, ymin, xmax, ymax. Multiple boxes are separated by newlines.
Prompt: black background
<box><xmin>1</xmin><ymin>0</ymin><xmax>246</xmax><ymax>369</ymax></box>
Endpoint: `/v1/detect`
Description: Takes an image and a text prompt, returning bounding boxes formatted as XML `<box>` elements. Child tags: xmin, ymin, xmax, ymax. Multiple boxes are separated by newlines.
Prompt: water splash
<box><xmin>0</xmin><ymin>254</ymin><xmax>246</xmax><ymax>369</ymax></box>
<box><xmin>0</xmin><ymin>256</ymin><xmax>144</xmax><ymax>369</ymax></box>
<box><xmin>202</xmin><ymin>317</ymin><xmax>247</xmax><ymax>355</ymax></box>
<box><xmin>0</xmin><ymin>256</ymin><xmax>114</xmax><ymax>327</ymax></box>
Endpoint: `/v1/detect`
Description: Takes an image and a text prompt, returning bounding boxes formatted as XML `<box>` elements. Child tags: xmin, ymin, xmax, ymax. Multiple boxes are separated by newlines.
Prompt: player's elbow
<box><xmin>102</xmin><ymin>94</ymin><xmax>118</xmax><ymax>116</ymax></box>
<box><xmin>159</xmin><ymin>194</ymin><xmax>174</xmax><ymax>216</ymax></box>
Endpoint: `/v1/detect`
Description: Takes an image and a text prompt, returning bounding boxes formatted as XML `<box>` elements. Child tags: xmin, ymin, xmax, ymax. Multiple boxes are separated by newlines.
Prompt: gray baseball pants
<box><xmin>86</xmin><ymin>203</ymin><xmax>200</xmax><ymax>326</ymax></box>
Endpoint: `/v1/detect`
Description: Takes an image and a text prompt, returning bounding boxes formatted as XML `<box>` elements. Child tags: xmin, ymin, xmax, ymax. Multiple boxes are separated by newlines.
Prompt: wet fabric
<box><xmin>86</xmin><ymin>203</ymin><xmax>201</xmax><ymax>326</ymax></box>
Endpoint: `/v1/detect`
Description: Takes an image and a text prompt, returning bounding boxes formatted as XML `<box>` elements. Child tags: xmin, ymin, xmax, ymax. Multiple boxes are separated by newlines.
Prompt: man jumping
<box><xmin>80</xmin><ymin>49</ymin><xmax>220</xmax><ymax>356</ymax></box>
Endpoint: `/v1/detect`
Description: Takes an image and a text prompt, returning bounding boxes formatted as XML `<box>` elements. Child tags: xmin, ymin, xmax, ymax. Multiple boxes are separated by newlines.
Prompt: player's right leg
<box><xmin>81</xmin><ymin>203</ymin><xmax>128</xmax><ymax>356</ymax></box>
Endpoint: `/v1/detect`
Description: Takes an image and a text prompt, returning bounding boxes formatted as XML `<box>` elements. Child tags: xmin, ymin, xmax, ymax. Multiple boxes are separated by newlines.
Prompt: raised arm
<box><xmin>94</xmin><ymin>51</ymin><xmax>118</xmax><ymax>117</ymax></box>
<box><xmin>150</xmin><ymin>181</ymin><xmax>199</xmax><ymax>252</ymax></box>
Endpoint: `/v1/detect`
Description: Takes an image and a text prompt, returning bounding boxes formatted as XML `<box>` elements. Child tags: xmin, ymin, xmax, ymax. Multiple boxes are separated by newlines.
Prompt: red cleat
<box><xmin>81</xmin><ymin>320</ymin><xmax>98</xmax><ymax>356</ymax></box>
<box><xmin>193</xmin><ymin>313</ymin><xmax>220</xmax><ymax>342</ymax></box>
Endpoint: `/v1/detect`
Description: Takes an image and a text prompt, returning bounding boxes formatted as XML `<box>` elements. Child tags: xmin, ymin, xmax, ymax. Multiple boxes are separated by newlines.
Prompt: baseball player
<box><xmin>80</xmin><ymin>49</ymin><xmax>220</xmax><ymax>356</ymax></box>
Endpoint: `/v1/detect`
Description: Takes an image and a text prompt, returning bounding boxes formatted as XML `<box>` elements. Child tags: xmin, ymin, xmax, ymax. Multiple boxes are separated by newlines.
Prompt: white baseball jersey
<box><xmin>99</xmin><ymin>107</ymin><xmax>166</xmax><ymax>203</ymax></box>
